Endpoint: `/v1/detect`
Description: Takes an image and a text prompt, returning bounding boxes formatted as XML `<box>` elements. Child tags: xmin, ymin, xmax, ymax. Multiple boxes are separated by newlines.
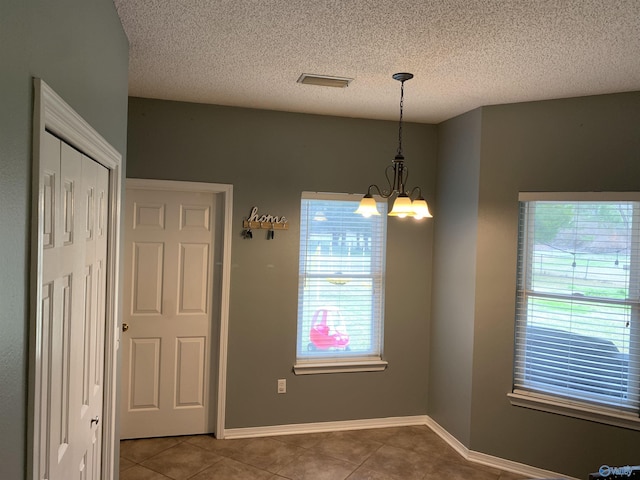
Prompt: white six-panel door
<box><xmin>120</xmin><ymin>187</ymin><xmax>216</xmax><ymax>438</ymax></box>
<box><xmin>40</xmin><ymin>131</ymin><xmax>108</xmax><ymax>480</ymax></box>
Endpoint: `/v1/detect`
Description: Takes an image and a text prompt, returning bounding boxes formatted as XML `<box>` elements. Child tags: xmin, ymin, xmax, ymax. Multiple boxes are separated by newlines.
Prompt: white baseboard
<box><xmin>223</xmin><ymin>415</ymin><xmax>578</xmax><ymax>480</ymax></box>
<box><xmin>223</xmin><ymin>415</ymin><xmax>430</xmax><ymax>439</ymax></box>
<box><xmin>422</xmin><ymin>416</ymin><xmax>469</xmax><ymax>457</ymax></box>
<box><xmin>425</xmin><ymin>417</ymin><xmax>580</xmax><ymax>480</ymax></box>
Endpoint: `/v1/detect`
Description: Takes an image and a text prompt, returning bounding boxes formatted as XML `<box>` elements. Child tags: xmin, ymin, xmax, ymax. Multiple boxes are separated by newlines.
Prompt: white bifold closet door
<box><xmin>40</xmin><ymin>131</ymin><xmax>109</xmax><ymax>480</ymax></box>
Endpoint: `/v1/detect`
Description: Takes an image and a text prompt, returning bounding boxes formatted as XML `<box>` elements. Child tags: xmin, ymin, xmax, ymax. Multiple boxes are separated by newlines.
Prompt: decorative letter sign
<box><xmin>243</xmin><ymin>206</ymin><xmax>289</xmax><ymax>230</ymax></box>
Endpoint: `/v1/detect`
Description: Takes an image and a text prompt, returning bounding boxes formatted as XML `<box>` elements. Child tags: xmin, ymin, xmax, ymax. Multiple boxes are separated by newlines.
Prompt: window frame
<box><xmin>510</xmin><ymin>192</ymin><xmax>640</xmax><ymax>430</ymax></box>
<box><xmin>293</xmin><ymin>192</ymin><xmax>389</xmax><ymax>375</ymax></box>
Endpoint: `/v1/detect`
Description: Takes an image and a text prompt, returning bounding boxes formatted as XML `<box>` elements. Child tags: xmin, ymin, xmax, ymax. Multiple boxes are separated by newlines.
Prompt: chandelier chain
<box><xmin>397</xmin><ymin>80</ymin><xmax>405</xmax><ymax>157</ymax></box>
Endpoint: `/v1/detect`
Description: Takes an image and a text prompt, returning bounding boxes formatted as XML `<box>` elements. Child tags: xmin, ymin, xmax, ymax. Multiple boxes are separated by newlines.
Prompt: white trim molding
<box><xmin>225</xmin><ymin>415</ymin><xmax>578</xmax><ymax>479</ymax></box>
<box><xmin>125</xmin><ymin>178</ymin><xmax>233</xmax><ymax>439</ymax></box>
<box><xmin>424</xmin><ymin>417</ymin><xmax>580</xmax><ymax>480</ymax></box>
<box><xmin>519</xmin><ymin>191</ymin><xmax>640</xmax><ymax>202</ymax></box>
<box><xmin>508</xmin><ymin>391</ymin><xmax>640</xmax><ymax>432</ymax></box>
<box><xmin>29</xmin><ymin>78</ymin><xmax>123</xmax><ymax>480</ymax></box>
<box><xmin>293</xmin><ymin>359</ymin><xmax>388</xmax><ymax>375</ymax></box>
<box><xmin>224</xmin><ymin>416</ymin><xmax>430</xmax><ymax>439</ymax></box>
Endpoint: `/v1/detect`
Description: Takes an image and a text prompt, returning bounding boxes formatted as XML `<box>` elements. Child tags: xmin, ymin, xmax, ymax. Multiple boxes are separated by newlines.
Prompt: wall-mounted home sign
<box><xmin>242</xmin><ymin>206</ymin><xmax>289</xmax><ymax>239</ymax></box>
<box><xmin>243</xmin><ymin>206</ymin><xmax>289</xmax><ymax>230</ymax></box>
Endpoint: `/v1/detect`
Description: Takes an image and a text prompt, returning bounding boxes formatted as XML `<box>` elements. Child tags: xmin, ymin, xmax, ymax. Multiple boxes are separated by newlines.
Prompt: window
<box><xmin>512</xmin><ymin>193</ymin><xmax>640</xmax><ymax>427</ymax></box>
<box><xmin>294</xmin><ymin>192</ymin><xmax>388</xmax><ymax>374</ymax></box>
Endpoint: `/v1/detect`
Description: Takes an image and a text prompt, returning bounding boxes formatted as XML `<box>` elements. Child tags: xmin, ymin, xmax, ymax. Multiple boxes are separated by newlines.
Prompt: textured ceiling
<box><xmin>114</xmin><ymin>0</ymin><xmax>640</xmax><ymax>123</ymax></box>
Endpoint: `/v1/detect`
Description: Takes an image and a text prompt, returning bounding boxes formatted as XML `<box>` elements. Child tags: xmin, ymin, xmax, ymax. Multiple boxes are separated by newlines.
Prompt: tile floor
<box><xmin>119</xmin><ymin>425</ymin><xmax>528</xmax><ymax>480</ymax></box>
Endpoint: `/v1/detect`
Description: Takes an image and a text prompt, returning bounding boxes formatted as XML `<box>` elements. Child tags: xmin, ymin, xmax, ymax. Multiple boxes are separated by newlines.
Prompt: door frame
<box><xmin>125</xmin><ymin>178</ymin><xmax>233</xmax><ymax>439</ymax></box>
<box><xmin>28</xmin><ymin>78</ymin><xmax>123</xmax><ymax>480</ymax></box>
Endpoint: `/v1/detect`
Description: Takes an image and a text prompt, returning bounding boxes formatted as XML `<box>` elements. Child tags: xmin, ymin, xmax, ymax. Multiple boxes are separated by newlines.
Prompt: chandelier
<box><xmin>355</xmin><ymin>73</ymin><xmax>432</xmax><ymax>219</ymax></box>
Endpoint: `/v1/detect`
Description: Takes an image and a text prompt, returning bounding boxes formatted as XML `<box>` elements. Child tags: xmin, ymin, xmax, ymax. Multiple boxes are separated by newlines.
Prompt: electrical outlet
<box><xmin>277</xmin><ymin>378</ymin><xmax>286</xmax><ymax>394</ymax></box>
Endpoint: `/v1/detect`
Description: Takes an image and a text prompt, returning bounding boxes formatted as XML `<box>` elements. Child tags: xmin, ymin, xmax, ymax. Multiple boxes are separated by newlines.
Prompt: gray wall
<box><xmin>432</xmin><ymin>92</ymin><xmax>640</xmax><ymax>479</ymax></box>
<box><xmin>126</xmin><ymin>97</ymin><xmax>436</xmax><ymax>428</ymax></box>
<box><xmin>429</xmin><ymin>108</ymin><xmax>482</xmax><ymax>446</ymax></box>
<box><xmin>0</xmin><ymin>1</ymin><xmax>128</xmax><ymax>478</ymax></box>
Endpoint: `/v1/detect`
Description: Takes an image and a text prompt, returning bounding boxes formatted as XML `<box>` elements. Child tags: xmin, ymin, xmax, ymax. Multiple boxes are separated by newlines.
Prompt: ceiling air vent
<box><xmin>297</xmin><ymin>74</ymin><xmax>353</xmax><ymax>88</ymax></box>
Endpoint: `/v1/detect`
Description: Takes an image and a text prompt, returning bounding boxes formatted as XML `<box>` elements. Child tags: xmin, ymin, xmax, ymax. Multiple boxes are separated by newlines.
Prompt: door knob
<box><xmin>122</xmin><ymin>323</ymin><xmax>129</xmax><ymax>332</ymax></box>
<box><xmin>91</xmin><ymin>416</ymin><xmax>100</xmax><ymax>426</ymax></box>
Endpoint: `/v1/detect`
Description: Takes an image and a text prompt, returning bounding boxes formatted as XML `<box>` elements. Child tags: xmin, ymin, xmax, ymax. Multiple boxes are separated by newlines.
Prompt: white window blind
<box><xmin>514</xmin><ymin>195</ymin><xmax>640</xmax><ymax>414</ymax></box>
<box><xmin>296</xmin><ymin>192</ymin><xmax>387</xmax><ymax>365</ymax></box>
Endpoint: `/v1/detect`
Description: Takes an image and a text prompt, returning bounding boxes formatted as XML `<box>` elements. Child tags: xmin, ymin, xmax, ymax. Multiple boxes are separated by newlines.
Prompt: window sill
<box><xmin>508</xmin><ymin>390</ymin><xmax>640</xmax><ymax>431</ymax></box>
<box><xmin>293</xmin><ymin>359</ymin><xmax>388</xmax><ymax>375</ymax></box>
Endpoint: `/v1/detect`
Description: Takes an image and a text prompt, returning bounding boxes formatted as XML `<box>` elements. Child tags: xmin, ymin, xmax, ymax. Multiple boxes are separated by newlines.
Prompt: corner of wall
<box><xmin>428</xmin><ymin>108</ymin><xmax>483</xmax><ymax>446</ymax></box>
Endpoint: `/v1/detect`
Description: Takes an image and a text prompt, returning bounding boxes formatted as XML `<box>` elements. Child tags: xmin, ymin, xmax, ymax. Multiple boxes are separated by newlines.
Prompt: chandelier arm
<box><xmin>409</xmin><ymin>186</ymin><xmax>422</xmax><ymax>199</ymax></box>
<box><xmin>385</xmin><ymin>164</ymin><xmax>396</xmax><ymax>196</ymax></box>
<box><xmin>367</xmin><ymin>184</ymin><xmax>392</xmax><ymax>199</ymax></box>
